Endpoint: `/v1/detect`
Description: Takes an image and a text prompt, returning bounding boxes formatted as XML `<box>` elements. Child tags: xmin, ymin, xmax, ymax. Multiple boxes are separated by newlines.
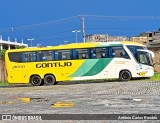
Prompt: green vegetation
<box><xmin>0</xmin><ymin>81</ymin><xmax>10</xmax><ymax>86</ymax></box>
<box><xmin>15</xmin><ymin>45</ymin><xmax>26</xmax><ymax>49</ymax></box>
<box><xmin>149</xmin><ymin>73</ymin><xmax>160</xmax><ymax>81</ymax></box>
<box><xmin>0</xmin><ymin>49</ymin><xmax>6</xmax><ymax>59</ymax></box>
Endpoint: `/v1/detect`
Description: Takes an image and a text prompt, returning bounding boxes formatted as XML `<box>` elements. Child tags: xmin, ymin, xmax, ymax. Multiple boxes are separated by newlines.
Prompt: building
<box><xmin>85</xmin><ymin>34</ymin><xmax>128</xmax><ymax>42</ymax></box>
<box><xmin>140</xmin><ymin>29</ymin><xmax>160</xmax><ymax>47</ymax></box>
<box><xmin>85</xmin><ymin>34</ymin><xmax>108</xmax><ymax>42</ymax></box>
<box><xmin>130</xmin><ymin>36</ymin><xmax>147</xmax><ymax>44</ymax></box>
<box><xmin>108</xmin><ymin>36</ymin><xmax>128</xmax><ymax>42</ymax></box>
<box><xmin>0</xmin><ymin>36</ymin><xmax>28</xmax><ymax>50</ymax></box>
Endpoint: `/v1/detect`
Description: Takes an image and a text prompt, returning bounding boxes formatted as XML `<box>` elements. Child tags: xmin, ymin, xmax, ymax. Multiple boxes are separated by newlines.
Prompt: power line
<box><xmin>1</xmin><ymin>15</ymin><xmax>159</xmax><ymax>33</ymax></box>
<box><xmin>82</xmin><ymin>15</ymin><xmax>160</xmax><ymax>20</ymax></box>
<box><xmin>86</xmin><ymin>27</ymin><xmax>158</xmax><ymax>31</ymax></box>
<box><xmin>0</xmin><ymin>16</ymin><xmax>80</xmax><ymax>33</ymax></box>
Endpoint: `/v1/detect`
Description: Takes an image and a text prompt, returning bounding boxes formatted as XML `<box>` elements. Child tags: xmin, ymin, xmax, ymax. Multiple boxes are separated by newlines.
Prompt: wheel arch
<box><xmin>119</xmin><ymin>69</ymin><xmax>132</xmax><ymax>78</ymax></box>
<box><xmin>44</xmin><ymin>73</ymin><xmax>57</xmax><ymax>85</ymax></box>
<box><xmin>29</xmin><ymin>74</ymin><xmax>41</xmax><ymax>82</ymax></box>
<box><xmin>119</xmin><ymin>69</ymin><xmax>132</xmax><ymax>81</ymax></box>
<box><xmin>44</xmin><ymin>73</ymin><xmax>56</xmax><ymax>80</ymax></box>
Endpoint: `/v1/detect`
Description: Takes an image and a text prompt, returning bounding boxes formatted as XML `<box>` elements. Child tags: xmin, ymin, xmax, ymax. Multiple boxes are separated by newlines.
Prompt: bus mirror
<box><xmin>150</xmin><ymin>51</ymin><xmax>154</xmax><ymax>58</ymax></box>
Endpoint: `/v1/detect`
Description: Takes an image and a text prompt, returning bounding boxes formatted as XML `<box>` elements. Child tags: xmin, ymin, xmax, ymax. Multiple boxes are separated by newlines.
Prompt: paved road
<box><xmin>0</xmin><ymin>80</ymin><xmax>160</xmax><ymax>122</ymax></box>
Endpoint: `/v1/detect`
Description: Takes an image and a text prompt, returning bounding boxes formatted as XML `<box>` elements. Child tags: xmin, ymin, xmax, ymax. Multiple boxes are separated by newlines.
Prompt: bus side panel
<box><xmin>8</xmin><ymin>70</ymin><xmax>23</xmax><ymax>83</ymax></box>
<box><xmin>69</xmin><ymin>58</ymin><xmax>115</xmax><ymax>80</ymax></box>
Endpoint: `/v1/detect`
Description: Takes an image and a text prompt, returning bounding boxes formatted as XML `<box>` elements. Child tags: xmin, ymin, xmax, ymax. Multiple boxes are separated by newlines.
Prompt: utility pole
<box><xmin>106</xmin><ymin>34</ymin><xmax>108</xmax><ymax>42</ymax></box>
<box><xmin>82</xmin><ymin>16</ymin><xmax>85</xmax><ymax>43</ymax></box>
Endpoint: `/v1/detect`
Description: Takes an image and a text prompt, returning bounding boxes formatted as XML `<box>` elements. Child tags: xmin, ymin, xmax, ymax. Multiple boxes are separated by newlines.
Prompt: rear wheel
<box><xmin>44</xmin><ymin>75</ymin><xmax>57</xmax><ymax>85</ymax></box>
<box><xmin>119</xmin><ymin>70</ymin><xmax>132</xmax><ymax>81</ymax></box>
<box><xmin>30</xmin><ymin>75</ymin><xmax>42</xmax><ymax>86</ymax></box>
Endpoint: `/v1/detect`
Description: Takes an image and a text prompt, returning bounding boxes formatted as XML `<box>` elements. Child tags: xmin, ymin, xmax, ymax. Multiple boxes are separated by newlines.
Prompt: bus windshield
<box><xmin>137</xmin><ymin>50</ymin><xmax>153</xmax><ymax>66</ymax></box>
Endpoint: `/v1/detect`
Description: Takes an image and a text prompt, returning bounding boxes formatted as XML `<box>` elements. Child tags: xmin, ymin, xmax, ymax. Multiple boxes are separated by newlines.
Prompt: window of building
<box><xmin>149</xmin><ymin>33</ymin><xmax>152</xmax><ymax>37</ymax></box>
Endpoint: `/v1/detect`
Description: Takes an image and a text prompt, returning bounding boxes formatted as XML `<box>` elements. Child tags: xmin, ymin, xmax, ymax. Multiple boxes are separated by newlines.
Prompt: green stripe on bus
<box><xmin>69</xmin><ymin>59</ymin><xmax>99</xmax><ymax>77</ymax></box>
<box><xmin>83</xmin><ymin>58</ymin><xmax>113</xmax><ymax>76</ymax></box>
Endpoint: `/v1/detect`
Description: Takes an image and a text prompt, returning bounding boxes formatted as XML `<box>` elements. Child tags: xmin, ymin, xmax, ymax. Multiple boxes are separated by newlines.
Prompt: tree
<box><xmin>15</xmin><ymin>45</ymin><xmax>26</xmax><ymax>49</ymax></box>
<box><xmin>0</xmin><ymin>49</ymin><xmax>6</xmax><ymax>60</ymax></box>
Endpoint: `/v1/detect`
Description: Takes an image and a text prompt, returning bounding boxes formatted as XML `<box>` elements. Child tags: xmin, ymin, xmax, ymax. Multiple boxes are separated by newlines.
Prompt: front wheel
<box><xmin>44</xmin><ymin>75</ymin><xmax>57</xmax><ymax>85</ymax></box>
<box><xmin>30</xmin><ymin>75</ymin><xmax>42</xmax><ymax>86</ymax></box>
<box><xmin>119</xmin><ymin>71</ymin><xmax>132</xmax><ymax>81</ymax></box>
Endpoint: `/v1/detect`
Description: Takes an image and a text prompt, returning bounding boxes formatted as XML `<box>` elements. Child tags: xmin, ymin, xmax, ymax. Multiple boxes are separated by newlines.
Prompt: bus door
<box><xmin>110</xmin><ymin>46</ymin><xmax>130</xmax><ymax>78</ymax></box>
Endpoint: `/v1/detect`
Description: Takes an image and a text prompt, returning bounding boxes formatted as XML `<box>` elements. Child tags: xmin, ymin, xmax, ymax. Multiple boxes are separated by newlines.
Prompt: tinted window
<box><xmin>37</xmin><ymin>51</ymin><xmax>53</xmax><ymax>61</ymax></box>
<box><xmin>8</xmin><ymin>52</ymin><xmax>22</xmax><ymax>62</ymax></box>
<box><xmin>138</xmin><ymin>52</ymin><xmax>152</xmax><ymax>66</ymax></box>
<box><xmin>111</xmin><ymin>47</ymin><xmax>130</xmax><ymax>59</ymax></box>
<box><xmin>127</xmin><ymin>45</ymin><xmax>146</xmax><ymax>60</ymax></box>
<box><xmin>22</xmin><ymin>52</ymin><xmax>36</xmax><ymax>62</ymax></box>
<box><xmin>55</xmin><ymin>50</ymin><xmax>71</xmax><ymax>60</ymax></box>
<box><xmin>90</xmin><ymin>48</ymin><xmax>108</xmax><ymax>58</ymax></box>
<box><xmin>77</xmin><ymin>49</ymin><xmax>90</xmax><ymax>59</ymax></box>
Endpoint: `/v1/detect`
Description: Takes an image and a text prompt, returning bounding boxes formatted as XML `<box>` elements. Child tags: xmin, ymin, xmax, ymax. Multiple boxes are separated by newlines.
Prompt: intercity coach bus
<box><xmin>5</xmin><ymin>41</ymin><xmax>154</xmax><ymax>86</ymax></box>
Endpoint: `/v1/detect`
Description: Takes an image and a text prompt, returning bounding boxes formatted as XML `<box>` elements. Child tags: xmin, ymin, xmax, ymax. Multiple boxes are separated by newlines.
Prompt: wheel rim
<box><xmin>46</xmin><ymin>77</ymin><xmax>53</xmax><ymax>83</ymax></box>
<box><xmin>122</xmin><ymin>73</ymin><xmax>129</xmax><ymax>80</ymax></box>
<box><xmin>32</xmin><ymin>77</ymin><xmax>40</xmax><ymax>84</ymax></box>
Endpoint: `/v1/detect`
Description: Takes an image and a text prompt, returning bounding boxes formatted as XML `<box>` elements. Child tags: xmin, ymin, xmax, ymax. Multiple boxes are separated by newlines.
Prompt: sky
<box><xmin>0</xmin><ymin>0</ymin><xmax>160</xmax><ymax>46</ymax></box>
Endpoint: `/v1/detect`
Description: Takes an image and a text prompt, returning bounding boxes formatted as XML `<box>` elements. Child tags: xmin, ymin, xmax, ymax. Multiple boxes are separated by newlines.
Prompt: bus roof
<box><xmin>6</xmin><ymin>41</ymin><xmax>145</xmax><ymax>52</ymax></box>
<box><xmin>121</xmin><ymin>41</ymin><xmax>145</xmax><ymax>47</ymax></box>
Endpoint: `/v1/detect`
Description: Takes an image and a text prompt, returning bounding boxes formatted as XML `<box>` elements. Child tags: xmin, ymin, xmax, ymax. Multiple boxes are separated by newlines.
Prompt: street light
<box><xmin>64</xmin><ymin>40</ymin><xmax>68</xmax><ymax>44</ymax></box>
<box><xmin>27</xmin><ymin>38</ymin><xmax>35</xmax><ymax>47</ymax></box>
<box><xmin>72</xmin><ymin>30</ymin><xmax>81</xmax><ymax>43</ymax></box>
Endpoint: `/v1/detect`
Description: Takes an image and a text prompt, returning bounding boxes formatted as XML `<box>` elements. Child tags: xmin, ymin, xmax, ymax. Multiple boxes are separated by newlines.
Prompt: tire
<box><xmin>44</xmin><ymin>75</ymin><xmax>56</xmax><ymax>85</ymax></box>
<box><xmin>119</xmin><ymin>71</ymin><xmax>132</xmax><ymax>81</ymax></box>
<box><xmin>30</xmin><ymin>75</ymin><xmax>42</xmax><ymax>86</ymax></box>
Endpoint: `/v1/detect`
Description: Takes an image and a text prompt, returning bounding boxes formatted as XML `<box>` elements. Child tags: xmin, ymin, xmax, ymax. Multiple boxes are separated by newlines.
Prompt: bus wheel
<box><xmin>119</xmin><ymin>70</ymin><xmax>132</xmax><ymax>81</ymax></box>
<box><xmin>44</xmin><ymin>75</ymin><xmax>56</xmax><ymax>85</ymax></box>
<box><xmin>30</xmin><ymin>75</ymin><xmax>42</xmax><ymax>86</ymax></box>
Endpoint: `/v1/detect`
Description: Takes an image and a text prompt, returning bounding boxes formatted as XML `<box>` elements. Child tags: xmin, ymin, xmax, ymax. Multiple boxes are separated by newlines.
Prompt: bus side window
<box><xmin>37</xmin><ymin>51</ymin><xmax>46</xmax><ymax>61</ymax></box>
<box><xmin>73</xmin><ymin>50</ymin><xmax>78</xmax><ymax>59</ymax></box>
<box><xmin>88</xmin><ymin>49</ymin><xmax>92</xmax><ymax>59</ymax></box>
<box><xmin>82</xmin><ymin>53</ymin><xmax>86</xmax><ymax>59</ymax></box>
<box><xmin>22</xmin><ymin>53</ymin><xmax>27</xmax><ymax>62</ymax></box>
<box><xmin>70</xmin><ymin>50</ymin><xmax>73</xmax><ymax>60</ymax></box>
<box><xmin>101</xmin><ymin>53</ymin><xmax>106</xmax><ymax>58</ymax></box>
<box><xmin>23</xmin><ymin>52</ymin><xmax>31</xmax><ymax>62</ymax></box>
<box><xmin>110</xmin><ymin>47</ymin><xmax>130</xmax><ymax>59</ymax></box>
<box><xmin>95</xmin><ymin>47</ymin><xmax>107</xmax><ymax>58</ymax></box>
<box><xmin>31</xmin><ymin>52</ymin><xmax>37</xmax><ymax>61</ymax></box>
<box><xmin>112</xmin><ymin>49</ymin><xmax>116</xmax><ymax>57</ymax></box>
<box><xmin>91</xmin><ymin>49</ymin><xmax>96</xmax><ymax>59</ymax></box>
<box><xmin>77</xmin><ymin>49</ymin><xmax>89</xmax><ymax>59</ymax></box>
<box><xmin>55</xmin><ymin>51</ymin><xmax>58</xmax><ymax>60</ymax></box>
<box><xmin>52</xmin><ymin>51</ymin><xmax>55</xmax><ymax>60</ymax></box>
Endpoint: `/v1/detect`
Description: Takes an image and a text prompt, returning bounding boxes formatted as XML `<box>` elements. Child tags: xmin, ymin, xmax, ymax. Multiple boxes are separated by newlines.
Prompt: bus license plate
<box><xmin>140</xmin><ymin>72</ymin><xmax>146</xmax><ymax>76</ymax></box>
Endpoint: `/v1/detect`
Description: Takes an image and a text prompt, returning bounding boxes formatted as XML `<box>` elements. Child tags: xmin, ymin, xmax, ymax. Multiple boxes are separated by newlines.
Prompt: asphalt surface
<box><xmin>0</xmin><ymin>80</ymin><xmax>160</xmax><ymax>122</ymax></box>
